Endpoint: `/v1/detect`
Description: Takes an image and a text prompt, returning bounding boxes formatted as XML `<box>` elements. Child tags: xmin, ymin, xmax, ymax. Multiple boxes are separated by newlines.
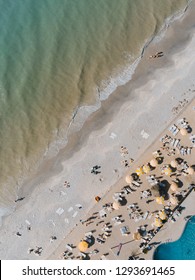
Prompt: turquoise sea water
<box><xmin>0</xmin><ymin>0</ymin><xmax>189</xmax><ymax>211</ymax></box>
<box><xmin>154</xmin><ymin>216</ymin><xmax>195</xmax><ymax>260</ymax></box>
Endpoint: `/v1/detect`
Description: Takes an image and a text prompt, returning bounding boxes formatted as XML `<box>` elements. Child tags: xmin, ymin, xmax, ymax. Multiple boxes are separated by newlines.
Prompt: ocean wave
<box><xmin>41</xmin><ymin>0</ymin><xmax>191</xmax><ymax>154</ymax></box>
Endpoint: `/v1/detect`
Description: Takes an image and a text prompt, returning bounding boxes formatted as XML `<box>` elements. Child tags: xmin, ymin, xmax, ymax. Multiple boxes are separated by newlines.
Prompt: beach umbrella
<box><xmin>112</xmin><ymin>201</ymin><xmax>120</xmax><ymax>210</ymax></box>
<box><xmin>187</xmin><ymin>167</ymin><xmax>194</xmax><ymax>175</ymax></box>
<box><xmin>154</xmin><ymin>218</ymin><xmax>163</xmax><ymax>227</ymax></box>
<box><xmin>163</xmin><ymin>166</ymin><xmax>172</xmax><ymax>176</ymax></box>
<box><xmin>136</xmin><ymin>167</ymin><xmax>144</xmax><ymax>176</ymax></box>
<box><xmin>133</xmin><ymin>232</ymin><xmax>141</xmax><ymax>241</ymax></box>
<box><xmin>143</xmin><ymin>164</ymin><xmax>151</xmax><ymax>174</ymax></box>
<box><xmin>125</xmin><ymin>174</ymin><xmax>133</xmax><ymax>184</ymax></box>
<box><xmin>180</xmin><ymin>128</ymin><xmax>187</xmax><ymax>136</ymax></box>
<box><xmin>95</xmin><ymin>196</ymin><xmax>101</xmax><ymax>202</ymax></box>
<box><xmin>78</xmin><ymin>241</ymin><xmax>89</xmax><ymax>252</ymax></box>
<box><xmin>156</xmin><ymin>196</ymin><xmax>164</xmax><ymax>205</ymax></box>
<box><xmin>150</xmin><ymin>158</ymin><xmax>158</xmax><ymax>168</ymax></box>
<box><xmin>170</xmin><ymin>160</ymin><xmax>178</xmax><ymax>168</ymax></box>
<box><xmin>159</xmin><ymin>210</ymin><xmax>167</xmax><ymax>221</ymax></box>
<box><xmin>170</xmin><ymin>181</ymin><xmax>179</xmax><ymax>192</ymax></box>
<box><xmin>170</xmin><ymin>196</ymin><xmax>178</xmax><ymax>205</ymax></box>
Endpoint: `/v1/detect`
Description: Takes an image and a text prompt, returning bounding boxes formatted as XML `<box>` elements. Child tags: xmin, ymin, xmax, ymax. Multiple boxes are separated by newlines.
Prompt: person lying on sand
<box><xmin>149</xmin><ymin>51</ymin><xmax>164</xmax><ymax>59</ymax></box>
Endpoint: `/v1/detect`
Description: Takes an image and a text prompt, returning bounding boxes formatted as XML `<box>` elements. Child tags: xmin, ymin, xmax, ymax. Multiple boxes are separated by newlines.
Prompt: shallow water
<box><xmin>0</xmin><ymin>0</ymin><xmax>188</xmax><ymax>207</ymax></box>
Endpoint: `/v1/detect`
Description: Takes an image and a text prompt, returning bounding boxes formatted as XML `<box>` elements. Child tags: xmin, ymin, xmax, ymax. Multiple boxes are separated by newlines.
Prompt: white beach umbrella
<box><xmin>150</xmin><ymin>158</ymin><xmax>158</xmax><ymax>168</ymax></box>
<box><xmin>125</xmin><ymin>174</ymin><xmax>133</xmax><ymax>184</ymax></box>
<box><xmin>170</xmin><ymin>196</ymin><xmax>178</xmax><ymax>205</ymax></box>
<box><xmin>170</xmin><ymin>181</ymin><xmax>179</xmax><ymax>192</ymax></box>
<box><xmin>112</xmin><ymin>201</ymin><xmax>120</xmax><ymax>210</ymax></box>
<box><xmin>180</xmin><ymin>128</ymin><xmax>187</xmax><ymax>136</ymax></box>
<box><xmin>170</xmin><ymin>160</ymin><xmax>178</xmax><ymax>168</ymax></box>
<box><xmin>187</xmin><ymin>167</ymin><xmax>194</xmax><ymax>175</ymax></box>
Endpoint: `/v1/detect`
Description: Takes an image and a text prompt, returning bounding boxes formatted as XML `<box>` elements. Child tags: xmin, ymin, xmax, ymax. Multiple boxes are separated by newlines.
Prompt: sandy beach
<box><xmin>0</xmin><ymin>1</ymin><xmax>195</xmax><ymax>260</ymax></box>
<box><xmin>48</xmin><ymin>96</ymin><xmax>195</xmax><ymax>260</ymax></box>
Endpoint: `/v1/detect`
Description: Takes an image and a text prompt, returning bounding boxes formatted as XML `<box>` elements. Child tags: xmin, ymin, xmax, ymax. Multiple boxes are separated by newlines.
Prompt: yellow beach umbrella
<box><xmin>133</xmin><ymin>232</ymin><xmax>141</xmax><ymax>241</ymax></box>
<box><xmin>187</xmin><ymin>167</ymin><xmax>194</xmax><ymax>175</ymax></box>
<box><xmin>113</xmin><ymin>201</ymin><xmax>120</xmax><ymax>210</ymax></box>
<box><xmin>156</xmin><ymin>196</ymin><xmax>164</xmax><ymax>205</ymax></box>
<box><xmin>154</xmin><ymin>218</ymin><xmax>163</xmax><ymax>227</ymax></box>
<box><xmin>159</xmin><ymin>210</ymin><xmax>167</xmax><ymax>220</ymax></box>
<box><xmin>170</xmin><ymin>160</ymin><xmax>178</xmax><ymax>168</ymax></box>
<box><xmin>143</xmin><ymin>164</ymin><xmax>151</xmax><ymax>174</ymax></box>
<box><xmin>150</xmin><ymin>158</ymin><xmax>158</xmax><ymax>168</ymax></box>
<box><xmin>180</xmin><ymin>128</ymin><xmax>187</xmax><ymax>136</ymax></box>
<box><xmin>78</xmin><ymin>241</ymin><xmax>89</xmax><ymax>252</ymax></box>
<box><xmin>170</xmin><ymin>181</ymin><xmax>178</xmax><ymax>192</ymax></box>
<box><xmin>136</xmin><ymin>167</ymin><xmax>144</xmax><ymax>176</ymax></box>
<box><xmin>125</xmin><ymin>174</ymin><xmax>133</xmax><ymax>184</ymax></box>
<box><xmin>163</xmin><ymin>167</ymin><xmax>172</xmax><ymax>176</ymax></box>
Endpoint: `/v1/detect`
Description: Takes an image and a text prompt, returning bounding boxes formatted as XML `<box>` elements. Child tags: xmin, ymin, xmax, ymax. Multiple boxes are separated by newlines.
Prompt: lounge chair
<box><xmin>173</xmin><ymin>139</ymin><xmax>180</xmax><ymax>148</ymax></box>
<box><xmin>169</xmin><ymin>124</ymin><xmax>179</xmax><ymax>136</ymax></box>
<box><xmin>85</xmin><ymin>232</ymin><xmax>93</xmax><ymax>237</ymax></box>
<box><xmin>120</xmin><ymin>226</ymin><xmax>130</xmax><ymax>236</ymax></box>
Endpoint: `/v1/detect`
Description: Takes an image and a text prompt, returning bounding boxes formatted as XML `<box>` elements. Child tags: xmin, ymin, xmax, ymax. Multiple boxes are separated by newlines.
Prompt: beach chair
<box><xmin>177</xmin><ymin>118</ymin><xmax>184</xmax><ymax>125</ymax></box>
<box><xmin>127</xmin><ymin>203</ymin><xmax>137</xmax><ymax>210</ymax></box>
<box><xmin>173</xmin><ymin>139</ymin><xmax>180</xmax><ymax>148</ymax></box>
<box><xmin>100</xmin><ymin>254</ymin><xmax>107</xmax><ymax>260</ymax></box>
<box><xmin>170</xmin><ymin>138</ymin><xmax>175</xmax><ymax>147</ymax></box>
<box><xmin>169</xmin><ymin>124</ymin><xmax>179</xmax><ymax>136</ymax></box>
<box><xmin>180</xmin><ymin>147</ymin><xmax>185</xmax><ymax>156</ymax></box>
<box><xmin>169</xmin><ymin>124</ymin><xmax>174</xmax><ymax>133</ymax></box>
<box><xmin>189</xmin><ymin>135</ymin><xmax>195</xmax><ymax>144</ymax></box>
<box><xmin>120</xmin><ymin>226</ymin><xmax>130</xmax><ymax>236</ymax></box>
<box><xmin>85</xmin><ymin>232</ymin><xmax>93</xmax><ymax>237</ymax></box>
<box><xmin>96</xmin><ymin>238</ymin><xmax>104</xmax><ymax>244</ymax></box>
<box><xmin>134</xmin><ymin>215</ymin><xmax>142</xmax><ymax>222</ymax></box>
<box><xmin>89</xmin><ymin>249</ymin><xmax>99</xmax><ymax>256</ymax></box>
<box><xmin>56</xmin><ymin>207</ymin><xmax>64</xmax><ymax>216</ymax></box>
<box><xmin>122</xmin><ymin>186</ymin><xmax>132</xmax><ymax>194</ymax></box>
<box><xmin>173</xmin><ymin>127</ymin><xmax>179</xmax><ymax>136</ymax></box>
<box><xmin>114</xmin><ymin>220</ymin><xmax>123</xmax><ymax>226</ymax></box>
<box><xmin>113</xmin><ymin>192</ymin><xmax>123</xmax><ymax>200</ymax></box>
<box><xmin>177</xmin><ymin>118</ymin><xmax>188</xmax><ymax>128</ymax></box>
<box><xmin>132</xmin><ymin>181</ymin><xmax>140</xmax><ymax>187</ymax></box>
<box><xmin>66</xmin><ymin>244</ymin><xmax>73</xmax><ymax>251</ymax></box>
<box><xmin>112</xmin><ymin>216</ymin><xmax>120</xmax><ymax>222</ymax></box>
<box><xmin>143</xmin><ymin>211</ymin><xmax>149</xmax><ymax>220</ymax></box>
<box><xmin>99</xmin><ymin>209</ymin><xmax>107</xmax><ymax>218</ymax></box>
<box><xmin>152</xmin><ymin>150</ymin><xmax>161</xmax><ymax>157</ymax></box>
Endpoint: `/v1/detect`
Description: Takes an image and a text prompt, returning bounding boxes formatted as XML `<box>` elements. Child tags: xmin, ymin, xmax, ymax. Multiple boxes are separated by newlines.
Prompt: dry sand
<box><xmin>0</xmin><ymin>1</ymin><xmax>195</xmax><ymax>260</ymax></box>
<box><xmin>48</xmin><ymin>98</ymin><xmax>195</xmax><ymax>260</ymax></box>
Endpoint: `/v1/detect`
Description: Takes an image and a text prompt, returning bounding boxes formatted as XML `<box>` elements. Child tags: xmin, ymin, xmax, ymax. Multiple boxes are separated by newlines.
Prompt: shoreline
<box><xmin>0</xmin><ymin>1</ymin><xmax>195</xmax><ymax>259</ymax></box>
<box><xmin>0</xmin><ymin>0</ymin><xmax>189</xmax><ymax>211</ymax></box>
